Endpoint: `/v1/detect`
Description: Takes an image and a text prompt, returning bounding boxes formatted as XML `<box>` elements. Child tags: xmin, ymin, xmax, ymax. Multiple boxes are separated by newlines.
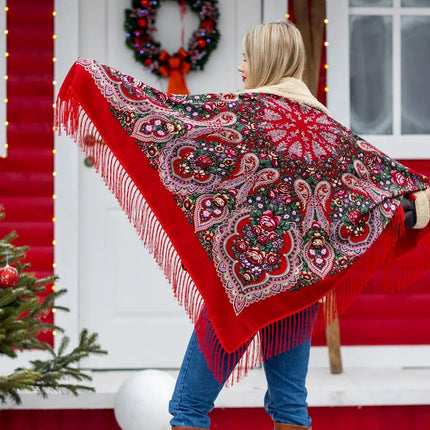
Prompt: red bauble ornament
<box><xmin>197</xmin><ymin>39</ymin><xmax>206</xmax><ymax>48</ymax></box>
<box><xmin>137</xmin><ymin>18</ymin><xmax>148</xmax><ymax>28</ymax></box>
<box><xmin>0</xmin><ymin>265</ymin><xmax>20</xmax><ymax>288</ymax></box>
<box><xmin>140</xmin><ymin>0</ymin><xmax>150</xmax><ymax>7</ymax></box>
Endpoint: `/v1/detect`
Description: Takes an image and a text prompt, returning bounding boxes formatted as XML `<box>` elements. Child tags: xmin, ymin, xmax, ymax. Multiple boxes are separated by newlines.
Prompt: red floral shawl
<box><xmin>56</xmin><ymin>59</ymin><xmax>430</xmax><ymax>381</ymax></box>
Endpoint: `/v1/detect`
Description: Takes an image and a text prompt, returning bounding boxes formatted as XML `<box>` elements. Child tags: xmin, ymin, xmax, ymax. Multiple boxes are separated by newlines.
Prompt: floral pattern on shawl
<box><xmin>78</xmin><ymin>59</ymin><xmax>428</xmax><ymax>315</ymax></box>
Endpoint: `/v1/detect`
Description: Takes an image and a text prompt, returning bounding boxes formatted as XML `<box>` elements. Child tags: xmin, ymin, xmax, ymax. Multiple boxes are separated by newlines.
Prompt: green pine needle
<box><xmin>0</xmin><ymin>210</ymin><xmax>108</xmax><ymax>404</ymax></box>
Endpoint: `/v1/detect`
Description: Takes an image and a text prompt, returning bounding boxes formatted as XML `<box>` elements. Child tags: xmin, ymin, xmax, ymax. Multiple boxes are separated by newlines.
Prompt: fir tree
<box><xmin>0</xmin><ymin>210</ymin><xmax>107</xmax><ymax>404</ymax></box>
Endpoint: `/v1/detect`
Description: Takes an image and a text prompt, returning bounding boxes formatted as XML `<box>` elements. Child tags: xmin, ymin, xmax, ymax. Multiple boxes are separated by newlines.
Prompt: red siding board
<box><xmin>8</xmin><ymin>98</ymin><xmax>54</xmax><ymax>122</ymax></box>
<box><xmin>0</xmin><ymin>198</ymin><xmax>53</xmax><ymax>221</ymax></box>
<box><xmin>0</xmin><ymin>148</ymin><xmax>53</xmax><ymax>171</ymax></box>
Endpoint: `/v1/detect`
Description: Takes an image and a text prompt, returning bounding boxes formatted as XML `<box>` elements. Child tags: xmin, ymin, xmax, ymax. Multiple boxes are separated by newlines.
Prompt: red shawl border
<box><xmin>56</xmin><ymin>62</ymin><xmax>430</xmax><ymax>384</ymax></box>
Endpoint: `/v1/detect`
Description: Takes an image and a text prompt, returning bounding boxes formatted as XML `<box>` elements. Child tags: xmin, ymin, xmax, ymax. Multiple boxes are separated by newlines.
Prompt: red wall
<box><xmin>2</xmin><ymin>406</ymin><xmax>430</xmax><ymax>430</ymax></box>
<box><xmin>0</xmin><ymin>0</ymin><xmax>55</xmax><ymax>344</ymax></box>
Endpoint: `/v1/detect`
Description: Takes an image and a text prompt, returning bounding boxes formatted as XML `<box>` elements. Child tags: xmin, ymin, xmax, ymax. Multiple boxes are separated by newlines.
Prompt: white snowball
<box><xmin>114</xmin><ymin>369</ymin><xmax>176</xmax><ymax>430</ymax></box>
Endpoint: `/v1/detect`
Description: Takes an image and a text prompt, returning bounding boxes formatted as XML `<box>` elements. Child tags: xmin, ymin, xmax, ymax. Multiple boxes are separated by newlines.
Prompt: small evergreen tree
<box><xmin>0</xmin><ymin>210</ymin><xmax>107</xmax><ymax>404</ymax></box>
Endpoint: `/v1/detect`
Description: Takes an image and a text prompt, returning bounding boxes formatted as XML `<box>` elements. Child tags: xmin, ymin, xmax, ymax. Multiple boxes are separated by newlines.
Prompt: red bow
<box><xmin>158</xmin><ymin>48</ymin><xmax>191</xmax><ymax>94</ymax></box>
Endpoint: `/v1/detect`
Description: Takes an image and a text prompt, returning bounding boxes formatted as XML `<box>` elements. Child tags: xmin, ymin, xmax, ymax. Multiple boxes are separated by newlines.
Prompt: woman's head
<box><xmin>238</xmin><ymin>21</ymin><xmax>306</xmax><ymax>89</ymax></box>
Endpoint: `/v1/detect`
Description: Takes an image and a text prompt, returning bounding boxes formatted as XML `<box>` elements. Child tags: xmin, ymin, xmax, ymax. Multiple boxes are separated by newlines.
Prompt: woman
<box><xmin>168</xmin><ymin>21</ymin><xmax>430</xmax><ymax>430</ymax></box>
<box><xmin>169</xmin><ymin>21</ymin><xmax>323</xmax><ymax>430</ymax></box>
<box><xmin>56</xmin><ymin>21</ymin><xmax>430</xmax><ymax>430</ymax></box>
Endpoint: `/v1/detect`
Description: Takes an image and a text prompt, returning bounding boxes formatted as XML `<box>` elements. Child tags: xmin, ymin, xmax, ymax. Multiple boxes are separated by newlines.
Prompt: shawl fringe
<box><xmin>56</xmin><ymin>88</ymin><xmax>205</xmax><ymax>326</ymax></box>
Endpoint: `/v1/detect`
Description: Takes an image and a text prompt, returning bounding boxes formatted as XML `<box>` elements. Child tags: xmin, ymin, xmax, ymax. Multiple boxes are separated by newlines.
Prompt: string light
<box><xmin>323</xmin><ymin>12</ymin><xmax>329</xmax><ymax>94</ymax></box>
<box><xmin>52</xmin><ymin>8</ymin><xmax>57</xmax><ymax>332</ymax></box>
<box><xmin>1</xmin><ymin>4</ymin><xmax>8</xmax><ymax>158</ymax></box>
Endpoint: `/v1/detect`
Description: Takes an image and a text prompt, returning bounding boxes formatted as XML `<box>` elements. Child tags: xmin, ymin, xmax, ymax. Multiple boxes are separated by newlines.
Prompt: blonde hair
<box><xmin>243</xmin><ymin>21</ymin><xmax>306</xmax><ymax>89</ymax></box>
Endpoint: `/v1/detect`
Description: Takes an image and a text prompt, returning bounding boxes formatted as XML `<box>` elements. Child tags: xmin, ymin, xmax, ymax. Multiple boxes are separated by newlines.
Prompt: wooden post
<box><xmin>326</xmin><ymin>317</ymin><xmax>343</xmax><ymax>374</ymax></box>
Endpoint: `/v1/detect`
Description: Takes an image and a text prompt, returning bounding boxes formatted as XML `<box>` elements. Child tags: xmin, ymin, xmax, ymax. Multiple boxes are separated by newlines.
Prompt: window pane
<box><xmin>401</xmin><ymin>16</ymin><xmax>430</xmax><ymax>134</ymax></box>
<box><xmin>350</xmin><ymin>0</ymin><xmax>392</xmax><ymax>6</ymax></box>
<box><xmin>401</xmin><ymin>0</ymin><xmax>430</xmax><ymax>6</ymax></box>
<box><xmin>350</xmin><ymin>15</ymin><xmax>393</xmax><ymax>134</ymax></box>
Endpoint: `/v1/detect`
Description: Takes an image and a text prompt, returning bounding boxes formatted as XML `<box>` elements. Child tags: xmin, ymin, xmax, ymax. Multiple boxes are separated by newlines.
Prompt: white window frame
<box><xmin>327</xmin><ymin>0</ymin><xmax>430</xmax><ymax>159</ymax></box>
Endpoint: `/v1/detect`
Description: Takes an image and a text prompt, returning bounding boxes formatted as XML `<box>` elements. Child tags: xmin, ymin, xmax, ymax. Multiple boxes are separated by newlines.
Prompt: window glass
<box><xmin>350</xmin><ymin>0</ymin><xmax>392</xmax><ymax>6</ymax></box>
<box><xmin>401</xmin><ymin>16</ymin><xmax>430</xmax><ymax>133</ymax></box>
<box><xmin>401</xmin><ymin>0</ymin><xmax>430</xmax><ymax>7</ymax></box>
<box><xmin>350</xmin><ymin>15</ymin><xmax>393</xmax><ymax>134</ymax></box>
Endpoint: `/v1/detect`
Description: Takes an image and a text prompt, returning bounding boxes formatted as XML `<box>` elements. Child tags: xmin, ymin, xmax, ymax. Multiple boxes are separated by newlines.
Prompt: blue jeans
<box><xmin>169</xmin><ymin>326</ymin><xmax>312</xmax><ymax>428</ymax></box>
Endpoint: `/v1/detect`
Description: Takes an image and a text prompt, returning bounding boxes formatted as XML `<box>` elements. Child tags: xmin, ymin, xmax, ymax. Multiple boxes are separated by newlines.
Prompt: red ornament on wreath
<box><xmin>124</xmin><ymin>0</ymin><xmax>220</xmax><ymax>94</ymax></box>
<box><xmin>0</xmin><ymin>264</ymin><xmax>20</xmax><ymax>288</ymax></box>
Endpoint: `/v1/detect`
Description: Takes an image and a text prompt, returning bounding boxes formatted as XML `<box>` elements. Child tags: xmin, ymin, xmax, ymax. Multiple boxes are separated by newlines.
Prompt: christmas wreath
<box><xmin>124</xmin><ymin>0</ymin><xmax>220</xmax><ymax>94</ymax></box>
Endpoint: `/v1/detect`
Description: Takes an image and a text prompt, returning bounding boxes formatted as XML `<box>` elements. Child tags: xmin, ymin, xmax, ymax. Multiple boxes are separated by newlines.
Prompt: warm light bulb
<box><xmin>324</xmin><ymin>19</ymin><xmax>329</xmax><ymax>24</ymax></box>
<box><xmin>52</xmin><ymin>240</ymin><xmax>57</xmax><ymax>245</ymax></box>
<box><xmin>324</xmin><ymin>41</ymin><xmax>329</xmax><ymax>47</ymax></box>
<box><xmin>52</xmin><ymin>217</ymin><xmax>57</xmax><ymax>222</ymax></box>
<box><xmin>324</xmin><ymin>87</ymin><xmax>329</xmax><ymax>92</ymax></box>
<box><xmin>52</xmin><ymin>194</ymin><xmax>57</xmax><ymax>199</ymax></box>
<box><xmin>52</xmin><ymin>149</ymin><xmax>56</xmax><ymax>154</ymax></box>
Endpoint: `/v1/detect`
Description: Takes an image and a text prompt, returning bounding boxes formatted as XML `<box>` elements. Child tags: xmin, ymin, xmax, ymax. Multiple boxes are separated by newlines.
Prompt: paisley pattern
<box><xmin>78</xmin><ymin>59</ymin><xmax>430</xmax><ymax>315</ymax></box>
